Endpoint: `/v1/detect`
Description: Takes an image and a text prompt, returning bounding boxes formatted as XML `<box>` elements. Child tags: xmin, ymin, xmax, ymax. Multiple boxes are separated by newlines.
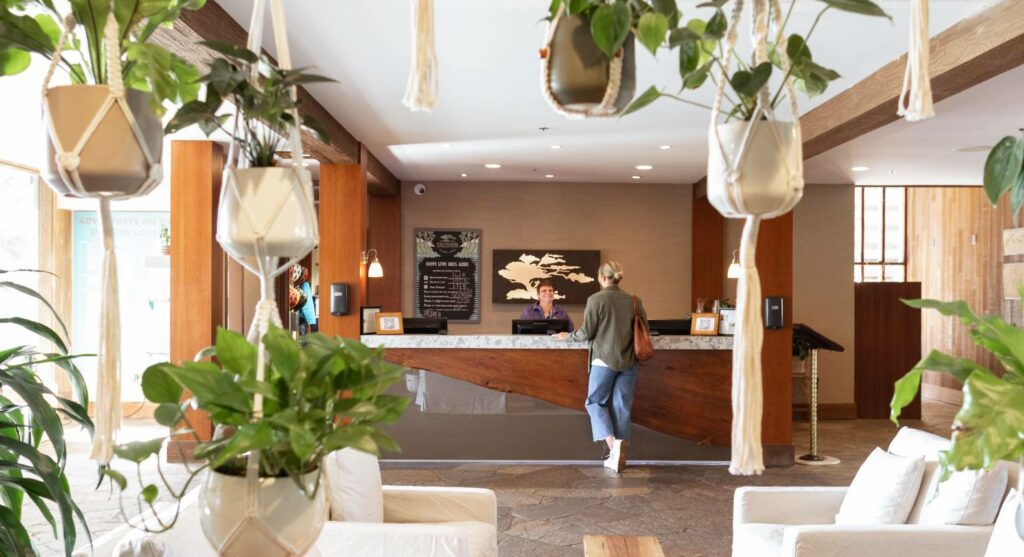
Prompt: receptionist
<box><xmin>519</xmin><ymin>279</ymin><xmax>575</xmax><ymax>330</ymax></box>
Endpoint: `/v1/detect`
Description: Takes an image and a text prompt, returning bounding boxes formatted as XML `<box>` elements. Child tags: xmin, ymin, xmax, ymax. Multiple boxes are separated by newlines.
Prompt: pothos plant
<box><xmin>546</xmin><ymin>0</ymin><xmax>889</xmax><ymax>120</ymax></box>
<box><xmin>983</xmin><ymin>131</ymin><xmax>1024</xmax><ymax>225</ymax></box>
<box><xmin>0</xmin><ymin>0</ymin><xmax>205</xmax><ymax>115</ymax></box>
<box><xmin>101</xmin><ymin>325</ymin><xmax>409</xmax><ymax>531</ymax></box>
<box><xmin>165</xmin><ymin>41</ymin><xmax>334</xmax><ymax>168</ymax></box>
<box><xmin>890</xmin><ymin>297</ymin><xmax>1024</xmax><ymax>481</ymax></box>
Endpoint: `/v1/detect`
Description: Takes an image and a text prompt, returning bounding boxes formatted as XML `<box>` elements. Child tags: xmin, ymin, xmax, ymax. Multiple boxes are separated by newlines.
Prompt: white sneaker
<box><xmin>603</xmin><ymin>439</ymin><xmax>625</xmax><ymax>472</ymax></box>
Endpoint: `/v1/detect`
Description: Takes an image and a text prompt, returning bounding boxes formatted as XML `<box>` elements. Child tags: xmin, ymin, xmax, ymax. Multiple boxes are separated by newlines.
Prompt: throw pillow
<box><xmin>324</xmin><ymin>448</ymin><xmax>384</xmax><ymax>523</ymax></box>
<box><xmin>835</xmin><ymin>447</ymin><xmax>925</xmax><ymax>525</ymax></box>
<box><xmin>919</xmin><ymin>462</ymin><xmax>1008</xmax><ymax>526</ymax></box>
<box><xmin>983</xmin><ymin>489</ymin><xmax>1024</xmax><ymax>557</ymax></box>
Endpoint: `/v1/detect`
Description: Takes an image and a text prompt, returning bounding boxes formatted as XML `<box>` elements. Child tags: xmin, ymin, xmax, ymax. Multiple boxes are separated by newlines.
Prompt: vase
<box><xmin>547</xmin><ymin>14</ymin><xmax>636</xmax><ymax>113</ymax></box>
<box><xmin>217</xmin><ymin>167</ymin><xmax>318</xmax><ymax>260</ymax></box>
<box><xmin>199</xmin><ymin>468</ymin><xmax>328</xmax><ymax>557</ymax></box>
<box><xmin>41</xmin><ymin>85</ymin><xmax>163</xmax><ymax>198</ymax></box>
<box><xmin>707</xmin><ymin>120</ymin><xmax>803</xmax><ymax>219</ymax></box>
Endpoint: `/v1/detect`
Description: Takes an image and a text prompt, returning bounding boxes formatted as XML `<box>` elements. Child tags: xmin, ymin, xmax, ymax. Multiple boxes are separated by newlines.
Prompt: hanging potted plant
<box><xmin>102</xmin><ymin>325</ymin><xmax>410</xmax><ymax>554</ymax></box>
<box><xmin>982</xmin><ymin>131</ymin><xmax>1024</xmax><ymax>256</ymax></box>
<box><xmin>166</xmin><ymin>41</ymin><xmax>332</xmax><ymax>260</ymax></box>
<box><xmin>541</xmin><ymin>0</ymin><xmax>637</xmax><ymax>118</ymax></box>
<box><xmin>0</xmin><ymin>0</ymin><xmax>204</xmax><ymax>197</ymax></box>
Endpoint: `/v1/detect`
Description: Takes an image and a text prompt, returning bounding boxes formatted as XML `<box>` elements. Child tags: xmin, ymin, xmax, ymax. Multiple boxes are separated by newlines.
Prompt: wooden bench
<box><xmin>583</xmin><ymin>535</ymin><xmax>665</xmax><ymax>557</ymax></box>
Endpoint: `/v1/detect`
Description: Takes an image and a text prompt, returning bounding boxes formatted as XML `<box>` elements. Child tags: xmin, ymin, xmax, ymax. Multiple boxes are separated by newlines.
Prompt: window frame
<box><xmin>854</xmin><ymin>186</ymin><xmax>907</xmax><ymax>283</ymax></box>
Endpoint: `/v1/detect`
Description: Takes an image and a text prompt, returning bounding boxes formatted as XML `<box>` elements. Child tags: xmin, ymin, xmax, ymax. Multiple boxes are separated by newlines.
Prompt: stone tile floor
<box><xmin>27</xmin><ymin>401</ymin><xmax>955</xmax><ymax>556</ymax></box>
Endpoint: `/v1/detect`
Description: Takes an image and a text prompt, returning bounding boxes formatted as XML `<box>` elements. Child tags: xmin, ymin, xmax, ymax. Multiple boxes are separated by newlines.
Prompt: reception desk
<box><xmin>363</xmin><ymin>334</ymin><xmax>735</xmax><ymax>447</ymax></box>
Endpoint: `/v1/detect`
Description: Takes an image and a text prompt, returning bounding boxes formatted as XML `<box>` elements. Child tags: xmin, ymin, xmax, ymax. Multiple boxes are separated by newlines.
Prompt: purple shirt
<box><xmin>519</xmin><ymin>302</ymin><xmax>575</xmax><ymax>331</ymax></box>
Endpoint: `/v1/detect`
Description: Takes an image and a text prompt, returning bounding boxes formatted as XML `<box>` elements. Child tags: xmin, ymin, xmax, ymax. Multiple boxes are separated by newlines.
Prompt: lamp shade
<box><xmin>727</xmin><ymin>250</ymin><xmax>741</xmax><ymax>279</ymax></box>
<box><xmin>368</xmin><ymin>259</ymin><xmax>384</xmax><ymax>278</ymax></box>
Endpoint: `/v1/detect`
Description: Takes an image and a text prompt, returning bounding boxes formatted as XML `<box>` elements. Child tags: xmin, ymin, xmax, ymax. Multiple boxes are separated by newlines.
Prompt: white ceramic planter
<box><xmin>199</xmin><ymin>468</ymin><xmax>327</xmax><ymax>557</ymax></box>
<box><xmin>217</xmin><ymin>167</ymin><xmax>318</xmax><ymax>260</ymax></box>
<box><xmin>41</xmin><ymin>85</ymin><xmax>163</xmax><ymax>198</ymax></box>
<box><xmin>547</xmin><ymin>14</ymin><xmax>636</xmax><ymax>113</ymax></box>
<box><xmin>707</xmin><ymin>120</ymin><xmax>803</xmax><ymax>218</ymax></box>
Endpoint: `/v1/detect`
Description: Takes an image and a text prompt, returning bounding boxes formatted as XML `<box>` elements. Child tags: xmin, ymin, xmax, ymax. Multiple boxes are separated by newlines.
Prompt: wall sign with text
<box><xmin>414</xmin><ymin>229</ymin><xmax>481</xmax><ymax>322</ymax></box>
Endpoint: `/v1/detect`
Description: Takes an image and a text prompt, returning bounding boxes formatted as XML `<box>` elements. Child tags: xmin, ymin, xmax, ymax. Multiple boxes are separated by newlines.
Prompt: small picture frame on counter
<box><xmin>691</xmin><ymin>313</ymin><xmax>720</xmax><ymax>336</ymax></box>
<box><xmin>718</xmin><ymin>308</ymin><xmax>737</xmax><ymax>335</ymax></box>
<box><xmin>360</xmin><ymin>306</ymin><xmax>381</xmax><ymax>335</ymax></box>
<box><xmin>375</xmin><ymin>312</ymin><xmax>405</xmax><ymax>335</ymax></box>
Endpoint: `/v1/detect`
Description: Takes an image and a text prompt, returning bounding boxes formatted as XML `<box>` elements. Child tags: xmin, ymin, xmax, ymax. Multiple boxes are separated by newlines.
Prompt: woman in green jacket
<box><xmin>555</xmin><ymin>261</ymin><xmax>647</xmax><ymax>472</ymax></box>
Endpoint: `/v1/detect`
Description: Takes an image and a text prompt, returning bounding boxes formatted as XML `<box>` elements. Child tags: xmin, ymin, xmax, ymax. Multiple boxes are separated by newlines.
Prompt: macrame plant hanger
<box><xmin>402</xmin><ymin>0</ymin><xmax>438</xmax><ymax>111</ymax></box>
<box><xmin>211</xmin><ymin>0</ymin><xmax>319</xmax><ymax>554</ymax></box>
<box><xmin>540</xmin><ymin>2</ymin><xmax>625</xmax><ymax>119</ymax></box>
<box><xmin>42</xmin><ymin>5</ymin><xmax>162</xmax><ymax>465</ymax></box>
<box><xmin>709</xmin><ymin>0</ymin><xmax>803</xmax><ymax>476</ymax></box>
<box><xmin>898</xmin><ymin>0</ymin><xmax>933</xmax><ymax>122</ymax></box>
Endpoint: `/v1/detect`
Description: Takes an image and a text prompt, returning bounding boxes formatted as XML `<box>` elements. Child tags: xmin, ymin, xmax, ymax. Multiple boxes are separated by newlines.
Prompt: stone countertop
<box><xmin>360</xmin><ymin>334</ymin><xmax>733</xmax><ymax>350</ymax></box>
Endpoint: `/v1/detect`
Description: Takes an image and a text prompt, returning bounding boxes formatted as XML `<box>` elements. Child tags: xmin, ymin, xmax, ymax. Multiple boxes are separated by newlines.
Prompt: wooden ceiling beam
<box><xmin>801</xmin><ymin>0</ymin><xmax>1024</xmax><ymax>160</ymax></box>
<box><xmin>151</xmin><ymin>1</ymin><xmax>399</xmax><ymax>194</ymax></box>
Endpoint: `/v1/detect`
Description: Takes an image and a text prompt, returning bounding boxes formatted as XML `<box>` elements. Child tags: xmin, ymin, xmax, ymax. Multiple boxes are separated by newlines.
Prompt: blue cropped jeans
<box><xmin>585</xmin><ymin>364</ymin><xmax>638</xmax><ymax>442</ymax></box>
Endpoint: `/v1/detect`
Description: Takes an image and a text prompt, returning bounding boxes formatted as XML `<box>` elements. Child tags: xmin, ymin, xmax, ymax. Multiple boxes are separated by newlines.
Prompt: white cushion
<box><xmin>732</xmin><ymin>523</ymin><xmax>785</xmax><ymax>557</ymax></box>
<box><xmin>324</xmin><ymin>448</ymin><xmax>384</xmax><ymax>523</ymax></box>
<box><xmin>417</xmin><ymin>521</ymin><xmax>497</xmax><ymax>557</ymax></box>
<box><xmin>835</xmin><ymin>447</ymin><xmax>925</xmax><ymax>525</ymax></box>
<box><xmin>907</xmin><ymin>460</ymin><xmax>940</xmax><ymax>524</ymax></box>
<box><xmin>984</xmin><ymin>489</ymin><xmax>1024</xmax><ymax>557</ymax></box>
<box><xmin>888</xmin><ymin>427</ymin><xmax>950</xmax><ymax>460</ymax></box>
<box><xmin>918</xmin><ymin>462</ymin><xmax>1008</xmax><ymax>526</ymax></box>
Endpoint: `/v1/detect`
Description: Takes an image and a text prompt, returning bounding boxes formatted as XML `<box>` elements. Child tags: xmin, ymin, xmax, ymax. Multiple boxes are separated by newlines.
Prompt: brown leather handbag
<box><xmin>632</xmin><ymin>296</ymin><xmax>654</xmax><ymax>362</ymax></box>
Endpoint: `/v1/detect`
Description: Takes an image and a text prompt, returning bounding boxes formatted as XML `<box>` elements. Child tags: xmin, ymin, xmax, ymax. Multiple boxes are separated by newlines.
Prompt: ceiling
<box><xmin>206</xmin><ymin>1</ymin><xmax>1000</xmax><ymax>184</ymax></box>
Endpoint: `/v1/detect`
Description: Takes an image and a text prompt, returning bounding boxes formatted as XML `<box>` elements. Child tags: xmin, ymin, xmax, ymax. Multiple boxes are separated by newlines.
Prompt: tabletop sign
<box><xmin>414</xmin><ymin>229</ymin><xmax>481</xmax><ymax>322</ymax></box>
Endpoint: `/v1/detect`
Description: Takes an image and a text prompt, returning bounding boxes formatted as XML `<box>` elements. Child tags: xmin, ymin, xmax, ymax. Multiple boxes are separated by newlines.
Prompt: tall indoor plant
<box><xmin>0</xmin><ymin>270</ymin><xmax>94</xmax><ymax>557</ymax></box>
<box><xmin>166</xmin><ymin>41</ymin><xmax>331</xmax><ymax>260</ymax></box>
<box><xmin>103</xmin><ymin>325</ymin><xmax>409</xmax><ymax>554</ymax></box>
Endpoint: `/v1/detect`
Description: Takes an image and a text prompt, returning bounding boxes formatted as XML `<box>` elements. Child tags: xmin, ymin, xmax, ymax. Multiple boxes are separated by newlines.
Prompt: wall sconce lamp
<box><xmin>727</xmin><ymin>249</ymin><xmax>740</xmax><ymax>279</ymax></box>
<box><xmin>362</xmin><ymin>249</ymin><xmax>384</xmax><ymax>278</ymax></box>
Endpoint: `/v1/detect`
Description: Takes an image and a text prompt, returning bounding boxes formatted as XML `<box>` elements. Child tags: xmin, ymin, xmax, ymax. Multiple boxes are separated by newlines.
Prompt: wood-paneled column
<box><xmin>319</xmin><ymin>164</ymin><xmax>367</xmax><ymax>338</ymax></box>
<box><xmin>758</xmin><ymin>213</ymin><xmax>794</xmax><ymax>465</ymax></box>
<box><xmin>367</xmin><ymin>193</ymin><xmax>402</xmax><ymax>312</ymax></box>
<box><xmin>691</xmin><ymin>187</ymin><xmax>725</xmax><ymax>311</ymax></box>
<box><xmin>169</xmin><ymin>140</ymin><xmax>224</xmax><ymax>459</ymax></box>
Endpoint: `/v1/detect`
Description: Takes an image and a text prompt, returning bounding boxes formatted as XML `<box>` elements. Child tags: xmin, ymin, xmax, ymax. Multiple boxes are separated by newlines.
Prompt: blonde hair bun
<box><xmin>599</xmin><ymin>261</ymin><xmax>625</xmax><ymax>283</ymax></box>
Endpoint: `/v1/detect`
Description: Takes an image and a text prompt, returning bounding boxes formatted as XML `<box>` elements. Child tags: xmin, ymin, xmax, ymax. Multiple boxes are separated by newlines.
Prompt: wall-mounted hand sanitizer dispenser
<box><xmin>330</xmin><ymin>283</ymin><xmax>349</xmax><ymax>316</ymax></box>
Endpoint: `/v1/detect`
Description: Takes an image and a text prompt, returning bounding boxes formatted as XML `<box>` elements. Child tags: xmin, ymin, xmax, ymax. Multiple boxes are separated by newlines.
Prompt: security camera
<box><xmin>413</xmin><ymin>183</ymin><xmax>427</xmax><ymax>195</ymax></box>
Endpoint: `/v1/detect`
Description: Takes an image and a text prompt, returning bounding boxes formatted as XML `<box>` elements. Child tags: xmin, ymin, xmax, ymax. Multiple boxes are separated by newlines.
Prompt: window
<box><xmin>854</xmin><ymin>186</ymin><xmax>906</xmax><ymax>282</ymax></box>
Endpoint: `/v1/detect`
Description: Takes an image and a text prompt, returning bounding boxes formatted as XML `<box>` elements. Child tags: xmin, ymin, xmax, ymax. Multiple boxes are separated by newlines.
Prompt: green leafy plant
<box><xmin>546</xmin><ymin>0</ymin><xmax>889</xmax><ymax>120</ymax></box>
<box><xmin>983</xmin><ymin>131</ymin><xmax>1024</xmax><ymax>223</ymax></box>
<box><xmin>0</xmin><ymin>0</ymin><xmax>205</xmax><ymax>115</ymax></box>
<box><xmin>165</xmin><ymin>41</ymin><xmax>334</xmax><ymax>168</ymax></box>
<box><xmin>159</xmin><ymin>225</ymin><xmax>169</xmax><ymax>247</ymax></box>
<box><xmin>891</xmin><ymin>297</ymin><xmax>1024</xmax><ymax>481</ymax></box>
<box><xmin>0</xmin><ymin>270</ymin><xmax>94</xmax><ymax>557</ymax></box>
<box><xmin>102</xmin><ymin>324</ymin><xmax>409</xmax><ymax>531</ymax></box>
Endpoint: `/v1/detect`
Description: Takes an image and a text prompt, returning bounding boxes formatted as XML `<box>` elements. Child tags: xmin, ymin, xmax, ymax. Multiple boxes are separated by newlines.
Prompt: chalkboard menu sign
<box><xmin>414</xmin><ymin>229</ymin><xmax>481</xmax><ymax>322</ymax></box>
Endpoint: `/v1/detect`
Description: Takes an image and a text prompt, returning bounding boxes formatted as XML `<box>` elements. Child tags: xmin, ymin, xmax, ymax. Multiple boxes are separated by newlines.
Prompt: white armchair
<box><xmin>733</xmin><ymin>428</ymin><xmax>1018</xmax><ymax>557</ymax></box>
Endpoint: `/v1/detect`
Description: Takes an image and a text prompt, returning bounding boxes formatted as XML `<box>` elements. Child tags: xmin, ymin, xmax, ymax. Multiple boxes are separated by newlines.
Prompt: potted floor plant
<box><xmin>102</xmin><ymin>325</ymin><xmax>409</xmax><ymax>554</ymax></box>
<box><xmin>166</xmin><ymin>41</ymin><xmax>332</xmax><ymax>260</ymax></box>
<box><xmin>0</xmin><ymin>0</ymin><xmax>203</xmax><ymax>197</ymax></box>
<box><xmin>0</xmin><ymin>270</ymin><xmax>94</xmax><ymax>557</ymax></box>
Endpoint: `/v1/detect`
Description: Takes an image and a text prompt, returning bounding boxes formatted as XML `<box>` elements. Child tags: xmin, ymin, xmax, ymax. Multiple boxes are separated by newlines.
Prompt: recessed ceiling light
<box><xmin>442</xmin><ymin>143</ymin><xmax>453</xmax><ymax>148</ymax></box>
<box><xmin>549</xmin><ymin>145</ymin><xmax>561</xmax><ymax>150</ymax></box>
<box><xmin>484</xmin><ymin>163</ymin><xmax>502</xmax><ymax>169</ymax></box>
<box><xmin>659</xmin><ymin>145</ymin><xmax>672</xmax><ymax>150</ymax></box>
<box><xmin>888</xmin><ymin>170</ymin><xmax>896</xmax><ymax>175</ymax></box>
<box><xmin>460</xmin><ymin>173</ymin><xmax>468</xmax><ymax>177</ymax></box>
<box><xmin>545</xmin><ymin>174</ymin><xmax>555</xmax><ymax>178</ymax></box>
<box><xmin>851</xmin><ymin>166</ymin><xmax>870</xmax><ymax>172</ymax></box>
<box><xmin>632</xmin><ymin>175</ymin><xmax>641</xmax><ymax>180</ymax></box>
<box><xmin>635</xmin><ymin>164</ymin><xmax>654</xmax><ymax>170</ymax></box>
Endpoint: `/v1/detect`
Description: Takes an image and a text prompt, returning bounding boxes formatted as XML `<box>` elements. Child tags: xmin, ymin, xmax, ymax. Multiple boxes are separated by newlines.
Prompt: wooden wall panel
<box><xmin>368</xmin><ymin>194</ymin><xmax>402</xmax><ymax>312</ymax></box>
<box><xmin>854</xmin><ymin>282</ymin><xmax>922</xmax><ymax>419</ymax></box>
<box><xmin>691</xmin><ymin>190</ymin><xmax>725</xmax><ymax>311</ymax></box>
<box><xmin>757</xmin><ymin>213</ymin><xmax>793</xmax><ymax>461</ymax></box>
<box><xmin>169</xmin><ymin>141</ymin><xmax>224</xmax><ymax>451</ymax></box>
<box><xmin>318</xmin><ymin>164</ymin><xmax>367</xmax><ymax>338</ymax></box>
<box><xmin>907</xmin><ymin>187</ymin><xmax>1010</xmax><ymax>392</ymax></box>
